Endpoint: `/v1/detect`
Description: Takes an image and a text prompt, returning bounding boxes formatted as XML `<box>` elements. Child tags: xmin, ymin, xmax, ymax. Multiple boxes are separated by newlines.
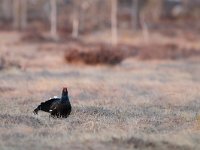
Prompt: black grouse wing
<box><xmin>33</xmin><ymin>98</ymin><xmax>60</xmax><ymax>114</ymax></box>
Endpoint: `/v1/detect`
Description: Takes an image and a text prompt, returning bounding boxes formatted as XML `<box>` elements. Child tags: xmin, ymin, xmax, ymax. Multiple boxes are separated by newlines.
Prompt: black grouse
<box><xmin>33</xmin><ymin>87</ymin><xmax>71</xmax><ymax>118</ymax></box>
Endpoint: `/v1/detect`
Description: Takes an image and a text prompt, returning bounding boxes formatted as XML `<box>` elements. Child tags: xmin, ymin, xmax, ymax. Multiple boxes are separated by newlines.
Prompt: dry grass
<box><xmin>0</xmin><ymin>32</ymin><xmax>200</xmax><ymax>150</ymax></box>
<box><xmin>0</xmin><ymin>59</ymin><xmax>200</xmax><ymax>150</ymax></box>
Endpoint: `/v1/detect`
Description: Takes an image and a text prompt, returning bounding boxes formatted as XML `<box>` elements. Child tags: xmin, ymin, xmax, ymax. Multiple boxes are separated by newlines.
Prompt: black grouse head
<box><xmin>61</xmin><ymin>87</ymin><xmax>70</xmax><ymax>103</ymax></box>
<box><xmin>62</xmin><ymin>87</ymin><xmax>68</xmax><ymax>96</ymax></box>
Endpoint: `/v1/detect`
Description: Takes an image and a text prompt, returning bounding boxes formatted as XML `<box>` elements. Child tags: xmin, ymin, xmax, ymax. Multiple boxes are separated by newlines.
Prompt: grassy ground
<box><xmin>0</xmin><ymin>32</ymin><xmax>200</xmax><ymax>150</ymax></box>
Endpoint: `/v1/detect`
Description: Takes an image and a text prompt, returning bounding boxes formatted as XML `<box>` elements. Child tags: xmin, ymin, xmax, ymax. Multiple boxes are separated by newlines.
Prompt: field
<box><xmin>0</xmin><ymin>31</ymin><xmax>200</xmax><ymax>150</ymax></box>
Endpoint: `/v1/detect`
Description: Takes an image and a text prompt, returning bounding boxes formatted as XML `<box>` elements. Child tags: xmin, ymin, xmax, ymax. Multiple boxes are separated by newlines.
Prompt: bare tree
<box><xmin>2</xmin><ymin>0</ymin><xmax>12</xmax><ymax>21</ymax></box>
<box><xmin>21</xmin><ymin>0</ymin><xmax>28</xmax><ymax>29</ymax></box>
<box><xmin>72</xmin><ymin>1</ymin><xmax>79</xmax><ymax>38</ymax></box>
<box><xmin>50</xmin><ymin>0</ymin><xmax>58</xmax><ymax>39</ymax></box>
<box><xmin>111</xmin><ymin>0</ymin><xmax>118</xmax><ymax>45</ymax></box>
<box><xmin>12</xmin><ymin>0</ymin><xmax>27</xmax><ymax>30</ymax></box>
<box><xmin>132</xmin><ymin>0</ymin><xmax>141</xmax><ymax>30</ymax></box>
<box><xmin>13</xmin><ymin>0</ymin><xmax>20</xmax><ymax>29</ymax></box>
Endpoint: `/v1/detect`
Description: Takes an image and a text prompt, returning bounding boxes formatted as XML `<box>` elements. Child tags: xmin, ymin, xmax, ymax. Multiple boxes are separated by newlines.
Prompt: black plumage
<box><xmin>33</xmin><ymin>87</ymin><xmax>71</xmax><ymax>118</ymax></box>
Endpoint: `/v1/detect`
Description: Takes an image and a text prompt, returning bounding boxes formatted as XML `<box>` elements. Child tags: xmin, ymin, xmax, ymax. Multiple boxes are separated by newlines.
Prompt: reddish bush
<box><xmin>65</xmin><ymin>43</ymin><xmax>137</xmax><ymax>65</ymax></box>
<box><xmin>139</xmin><ymin>43</ymin><xmax>200</xmax><ymax>60</ymax></box>
<box><xmin>65</xmin><ymin>42</ymin><xmax>200</xmax><ymax>65</ymax></box>
<box><xmin>21</xmin><ymin>31</ymin><xmax>47</xmax><ymax>43</ymax></box>
<box><xmin>0</xmin><ymin>57</ymin><xmax>21</xmax><ymax>70</ymax></box>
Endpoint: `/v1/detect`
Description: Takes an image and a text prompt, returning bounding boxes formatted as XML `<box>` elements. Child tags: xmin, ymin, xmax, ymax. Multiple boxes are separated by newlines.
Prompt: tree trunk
<box><xmin>13</xmin><ymin>0</ymin><xmax>20</xmax><ymax>29</ymax></box>
<box><xmin>2</xmin><ymin>0</ymin><xmax>12</xmax><ymax>21</ymax></box>
<box><xmin>111</xmin><ymin>0</ymin><xmax>118</xmax><ymax>45</ymax></box>
<box><xmin>132</xmin><ymin>0</ymin><xmax>141</xmax><ymax>30</ymax></box>
<box><xmin>21</xmin><ymin>0</ymin><xmax>27</xmax><ymax>29</ymax></box>
<box><xmin>13</xmin><ymin>0</ymin><xmax>28</xmax><ymax>30</ymax></box>
<box><xmin>50</xmin><ymin>0</ymin><xmax>58</xmax><ymax>39</ymax></box>
<box><xmin>72</xmin><ymin>4</ymin><xmax>79</xmax><ymax>39</ymax></box>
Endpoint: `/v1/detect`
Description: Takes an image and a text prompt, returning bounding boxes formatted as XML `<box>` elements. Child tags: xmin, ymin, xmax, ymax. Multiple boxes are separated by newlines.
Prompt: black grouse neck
<box><xmin>61</xmin><ymin>92</ymin><xmax>69</xmax><ymax>103</ymax></box>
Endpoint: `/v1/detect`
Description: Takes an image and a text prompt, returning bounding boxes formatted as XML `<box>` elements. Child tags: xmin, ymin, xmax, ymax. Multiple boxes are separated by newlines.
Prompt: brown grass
<box><xmin>0</xmin><ymin>32</ymin><xmax>200</xmax><ymax>150</ymax></box>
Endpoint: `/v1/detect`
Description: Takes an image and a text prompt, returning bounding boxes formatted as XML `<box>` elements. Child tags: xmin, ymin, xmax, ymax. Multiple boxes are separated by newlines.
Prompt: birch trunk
<box><xmin>21</xmin><ymin>0</ymin><xmax>27</xmax><ymax>29</ymax></box>
<box><xmin>50</xmin><ymin>0</ymin><xmax>58</xmax><ymax>39</ymax></box>
<box><xmin>132</xmin><ymin>0</ymin><xmax>141</xmax><ymax>30</ymax></box>
<box><xmin>2</xmin><ymin>0</ymin><xmax>12</xmax><ymax>20</ymax></box>
<box><xmin>72</xmin><ymin>4</ymin><xmax>79</xmax><ymax>38</ymax></box>
<box><xmin>111</xmin><ymin>0</ymin><xmax>118</xmax><ymax>45</ymax></box>
<box><xmin>13</xmin><ymin>0</ymin><xmax>20</xmax><ymax>29</ymax></box>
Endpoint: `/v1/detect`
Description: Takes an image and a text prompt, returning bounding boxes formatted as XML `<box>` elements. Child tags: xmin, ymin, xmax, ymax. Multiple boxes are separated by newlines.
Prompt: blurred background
<box><xmin>0</xmin><ymin>1</ymin><xmax>200</xmax><ymax>149</ymax></box>
<box><xmin>0</xmin><ymin>0</ymin><xmax>200</xmax><ymax>68</ymax></box>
